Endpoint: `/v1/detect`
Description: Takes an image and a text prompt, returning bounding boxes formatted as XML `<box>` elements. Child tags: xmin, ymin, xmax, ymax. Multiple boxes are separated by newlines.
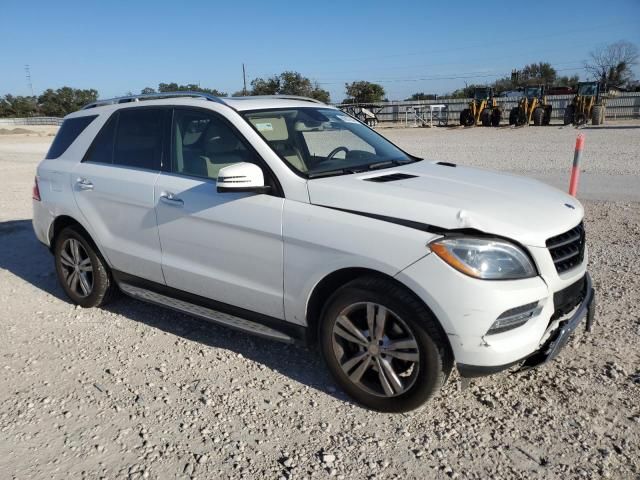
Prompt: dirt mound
<box><xmin>0</xmin><ymin>127</ymin><xmax>37</xmax><ymax>135</ymax></box>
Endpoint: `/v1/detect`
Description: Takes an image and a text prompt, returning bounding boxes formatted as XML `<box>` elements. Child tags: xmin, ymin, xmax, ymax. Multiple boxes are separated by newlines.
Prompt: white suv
<box><xmin>32</xmin><ymin>92</ymin><xmax>594</xmax><ymax>412</ymax></box>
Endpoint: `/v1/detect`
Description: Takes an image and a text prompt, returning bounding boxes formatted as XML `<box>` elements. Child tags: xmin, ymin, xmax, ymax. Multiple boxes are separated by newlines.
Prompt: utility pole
<box><xmin>242</xmin><ymin>63</ymin><xmax>247</xmax><ymax>96</ymax></box>
<box><xmin>24</xmin><ymin>64</ymin><xmax>34</xmax><ymax>97</ymax></box>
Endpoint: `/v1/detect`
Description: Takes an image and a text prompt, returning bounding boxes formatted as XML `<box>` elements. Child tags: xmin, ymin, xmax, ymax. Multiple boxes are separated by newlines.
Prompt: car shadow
<box><xmin>0</xmin><ymin>219</ymin><xmax>346</xmax><ymax>403</ymax></box>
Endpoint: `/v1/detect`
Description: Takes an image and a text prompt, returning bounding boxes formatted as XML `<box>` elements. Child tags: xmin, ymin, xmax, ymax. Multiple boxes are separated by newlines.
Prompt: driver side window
<box><xmin>172</xmin><ymin>109</ymin><xmax>256</xmax><ymax>180</ymax></box>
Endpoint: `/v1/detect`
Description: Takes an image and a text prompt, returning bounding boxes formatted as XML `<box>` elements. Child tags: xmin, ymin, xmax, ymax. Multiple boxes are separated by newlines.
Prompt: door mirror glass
<box><xmin>217</xmin><ymin>162</ymin><xmax>270</xmax><ymax>194</ymax></box>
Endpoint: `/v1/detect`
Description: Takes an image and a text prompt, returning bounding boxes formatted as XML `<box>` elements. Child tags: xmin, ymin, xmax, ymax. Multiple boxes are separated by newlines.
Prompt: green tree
<box><xmin>38</xmin><ymin>87</ymin><xmax>98</xmax><ymax>117</ymax></box>
<box><xmin>140</xmin><ymin>87</ymin><xmax>156</xmax><ymax>94</ymax></box>
<box><xmin>249</xmin><ymin>71</ymin><xmax>330</xmax><ymax>102</ymax></box>
<box><xmin>0</xmin><ymin>95</ymin><xmax>38</xmax><ymax>117</ymax></box>
<box><xmin>556</xmin><ymin>74</ymin><xmax>580</xmax><ymax>88</ymax></box>
<box><xmin>405</xmin><ymin>92</ymin><xmax>436</xmax><ymax>101</ymax></box>
<box><xmin>344</xmin><ymin>81</ymin><xmax>385</xmax><ymax>103</ymax></box>
<box><xmin>156</xmin><ymin>83</ymin><xmax>227</xmax><ymax>96</ymax></box>
<box><xmin>520</xmin><ymin>62</ymin><xmax>557</xmax><ymax>85</ymax></box>
<box><xmin>450</xmin><ymin>84</ymin><xmax>485</xmax><ymax>99</ymax></box>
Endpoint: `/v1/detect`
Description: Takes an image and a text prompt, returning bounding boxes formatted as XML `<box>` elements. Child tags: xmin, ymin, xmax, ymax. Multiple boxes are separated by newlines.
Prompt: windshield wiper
<box><xmin>308</xmin><ymin>159</ymin><xmax>419</xmax><ymax>179</ymax></box>
<box><xmin>367</xmin><ymin>158</ymin><xmax>417</xmax><ymax>170</ymax></box>
<box><xmin>308</xmin><ymin>168</ymin><xmax>357</xmax><ymax>179</ymax></box>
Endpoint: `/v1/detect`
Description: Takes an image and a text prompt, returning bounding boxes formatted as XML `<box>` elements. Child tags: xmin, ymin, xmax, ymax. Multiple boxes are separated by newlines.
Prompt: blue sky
<box><xmin>2</xmin><ymin>0</ymin><xmax>639</xmax><ymax>101</ymax></box>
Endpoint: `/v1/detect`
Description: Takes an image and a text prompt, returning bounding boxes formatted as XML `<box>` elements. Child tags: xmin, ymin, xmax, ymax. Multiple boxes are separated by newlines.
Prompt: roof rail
<box><xmin>82</xmin><ymin>91</ymin><xmax>226</xmax><ymax>110</ymax></box>
<box><xmin>228</xmin><ymin>95</ymin><xmax>325</xmax><ymax>104</ymax></box>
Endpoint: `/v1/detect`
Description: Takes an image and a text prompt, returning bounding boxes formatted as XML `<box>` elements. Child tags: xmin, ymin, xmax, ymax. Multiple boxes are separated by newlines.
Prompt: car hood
<box><xmin>307</xmin><ymin>161</ymin><xmax>584</xmax><ymax>247</ymax></box>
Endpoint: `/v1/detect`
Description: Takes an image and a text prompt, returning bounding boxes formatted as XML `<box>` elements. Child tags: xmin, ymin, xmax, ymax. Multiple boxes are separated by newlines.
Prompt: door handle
<box><xmin>76</xmin><ymin>177</ymin><xmax>94</xmax><ymax>190</ymax></box>
<box><xmin>159</xmin><ymin>192</ymin><xmax>184</xmax><ymax>207</ymax></box>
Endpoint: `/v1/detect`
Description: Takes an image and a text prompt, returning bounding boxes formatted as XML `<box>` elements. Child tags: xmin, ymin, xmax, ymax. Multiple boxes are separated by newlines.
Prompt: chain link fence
<box><xmin>0</xmin><ymin>117</ymin><xmax>64</xmax><ymax>126</ymax></box>
<box><xmin>339</xmin><ymin>92</ymin><xmax>640</xmax><ymax>124</ymax></box>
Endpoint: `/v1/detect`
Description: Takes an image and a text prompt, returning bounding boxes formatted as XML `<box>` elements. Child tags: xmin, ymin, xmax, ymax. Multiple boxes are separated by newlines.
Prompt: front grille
<box><xmin>546</xmin><ymin>222</ymin><xmax>585</xmax><ymax>274</ymax></box>
<box><xmin>551</xmin><ymin>275</ymin><xmax>586</xmax><ymax>320</ymax></box>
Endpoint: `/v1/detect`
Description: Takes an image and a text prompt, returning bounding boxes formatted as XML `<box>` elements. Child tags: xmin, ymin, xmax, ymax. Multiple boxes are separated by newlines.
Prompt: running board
<box><xmin>118</xmin><ymin>282</ymin><xmax>295</xmax><ymax>343</ymax></box>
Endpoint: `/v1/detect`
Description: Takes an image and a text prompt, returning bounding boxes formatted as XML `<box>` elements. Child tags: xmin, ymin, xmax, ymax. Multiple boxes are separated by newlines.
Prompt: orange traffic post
<box><xmin>569</xmin><ymin>134</ymin><xmax>585</xmax><ymax>196</ymax></box>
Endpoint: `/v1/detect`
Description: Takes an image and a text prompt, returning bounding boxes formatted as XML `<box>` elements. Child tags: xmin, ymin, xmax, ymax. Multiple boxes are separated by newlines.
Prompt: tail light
<box><xmin>32</xmin><ymin>176</ymin><xmax>41</xmax><ymax>201</ymax></box>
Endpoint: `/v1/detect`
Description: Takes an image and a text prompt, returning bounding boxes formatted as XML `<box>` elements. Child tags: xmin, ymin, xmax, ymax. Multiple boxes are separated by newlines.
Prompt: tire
<box><xmin>54</xmin><ymin>226</ymin><xmax>116</xmax><ymax>308</ymax></box>
<box><xmin>480</xmin><ymin>108</ymin><xmax>491</xmax><ymax>127</ymax></box>
<box><xmin>592</xmin><ymin>105</ymin><xmax>604</xmax><ymax>125</ymax></box>
<box><xmin>543</xmin><ymin>106</ymin><xmax>552</xmax><ymax>125</ymax></box>
<box><xmin>491</xmin><ymin>109</ymin><xmax>501</xmax><ymax>127</ymax></box>
<box><xmin>509</xmin><ymin>107</ymin><xmax>518</xmax><ymax>125</ymax></box>
<box><xmin>460</xmin><ymin>109</ymin><xmax>474</xmax><ymax>127</ymax></box>
<box><xmin>563</xmin><ymin>105</ymin><xmax>574</xmax><ymax>125</ymax></box>
<box><xmin>514</xmin><ymin>107</ymin><xmax>527</xmax><ymax>126</ymax></box>
<box><xmin>533</xmin><ymin>107</ymin><xmax>545</xmax><ymax>126</ymax></box>
<box><xmin>319</xmin><ymin>276</ymin><xmax>451</xmax><ymax>412</ymax></box>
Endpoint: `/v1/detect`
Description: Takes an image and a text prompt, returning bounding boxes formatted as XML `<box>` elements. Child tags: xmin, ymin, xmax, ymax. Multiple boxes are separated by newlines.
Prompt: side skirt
<box><xmin>112</xmin><ymin>271</ymin><xmax>307</xmax><ymax>345</ymax></box>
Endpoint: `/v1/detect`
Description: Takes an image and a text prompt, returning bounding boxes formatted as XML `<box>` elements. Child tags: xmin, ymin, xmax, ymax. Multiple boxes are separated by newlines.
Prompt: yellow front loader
<box><xmin>460</xmin><ymin>87</ymin><xmax>501</xmax><ymax>127</ymax></box>
<box><xmin>563</xmin><ymin>82</ymin><xmax>610</xmax><ymax>126</ymax></box>
<box><xmin>509</xmin><ymin>85</ymin><xmax>552</xmax><ymax>126</ymax></box>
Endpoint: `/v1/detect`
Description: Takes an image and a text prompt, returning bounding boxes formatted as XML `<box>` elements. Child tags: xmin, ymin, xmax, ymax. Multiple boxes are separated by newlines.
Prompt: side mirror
<box><xmin>217</xmin><ymin>162</ymin><xmax>271</xmax><ymax>194</ymax></box>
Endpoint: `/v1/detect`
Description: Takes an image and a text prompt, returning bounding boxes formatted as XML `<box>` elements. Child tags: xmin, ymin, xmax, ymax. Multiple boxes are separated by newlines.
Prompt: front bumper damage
<box><xmin>458</xmin><ymin>273</ymin><xmax>595</xmax><ymax>378</ymax></box>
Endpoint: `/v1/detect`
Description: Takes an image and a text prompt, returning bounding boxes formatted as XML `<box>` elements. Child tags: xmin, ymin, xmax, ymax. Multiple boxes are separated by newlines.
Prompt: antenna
<box><xmin>24</xmin><ymin>64</ymin><xmax>34</xmax><ymax>97</ymax></box>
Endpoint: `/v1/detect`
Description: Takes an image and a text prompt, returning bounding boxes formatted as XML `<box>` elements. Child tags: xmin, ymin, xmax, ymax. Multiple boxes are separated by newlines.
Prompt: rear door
<box><xmin>72</xmin><ymin>107</ymin><xmax>169</xmax><ymax>284</ymax></box>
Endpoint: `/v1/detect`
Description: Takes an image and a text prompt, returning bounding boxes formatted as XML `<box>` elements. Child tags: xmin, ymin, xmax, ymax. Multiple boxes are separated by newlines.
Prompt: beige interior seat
<box><xmin>200</xmin><ymin>122</ymin><xmax>247</xmax><ymax>179</ymax></box>
<box><xmin>249</xmin><ymin>116</ymin><xmax>307</xmax><ymax>172</ymax></box>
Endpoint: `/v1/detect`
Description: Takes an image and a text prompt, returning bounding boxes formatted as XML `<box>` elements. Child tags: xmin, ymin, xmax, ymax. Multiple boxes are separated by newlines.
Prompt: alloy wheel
<box><xmin>331</xmin><ymin>302</ymin><xmax>420</xmax><ymax>397</ymax></box>
<box><xmin>59</xmin><ymin>238</ymin><xmax>94</xmax><ymax>298</ymax></box>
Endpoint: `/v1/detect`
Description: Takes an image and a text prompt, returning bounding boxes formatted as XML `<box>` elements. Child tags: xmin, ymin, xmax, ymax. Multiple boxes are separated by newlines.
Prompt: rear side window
<box><xmin>46</xmin><ymin>115</ymin><xmax>97</xmax><ymax>159</ymax></box>
<box><xmin>114</xmin><ymin>108</ymin><xmax>164</xmax><ymax>170</ymax></box>
<box><xmin>84</xmin><ymin>114</ymin><xmax>117</xmax><ymax>164</ymax></box>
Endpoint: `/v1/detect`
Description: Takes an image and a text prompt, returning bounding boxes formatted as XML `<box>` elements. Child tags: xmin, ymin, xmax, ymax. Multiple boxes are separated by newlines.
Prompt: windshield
<box><xmin>474</xmin><ymin>89</ymin><xmax>489</xmax><ymax>100</ymax></box>
<box><xmin>242</xmin><ymin>108</ymin><xmax>416</xmax><ymax>177</ymax></box>
<box><xmin>578</xmin><ymin>83</ymin><xmax>597</xmax><ymax>96</ymax></box>
<box><xmin>525</xmin><ymin>87</ymin><xmax>541</xmax><ymax>98</ymax></box>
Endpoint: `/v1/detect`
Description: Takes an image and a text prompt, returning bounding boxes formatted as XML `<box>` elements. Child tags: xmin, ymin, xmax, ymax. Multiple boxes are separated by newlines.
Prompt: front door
<box><xmin>155</xmin><ymin>107</ymin><xmax>284</xmax><ymax>318</ymax></box>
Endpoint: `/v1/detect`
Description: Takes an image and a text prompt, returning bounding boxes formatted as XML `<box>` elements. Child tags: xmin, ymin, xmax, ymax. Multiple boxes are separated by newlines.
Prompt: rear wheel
<box><xmin>491</xmin><ymin>109</ymin><xmax>501</xmax><ymax>127</ymax></box>
<box><xmin>563</xmin><ymin>105</ymin><xmax>574</xmax><ymax>125</ymax></box>
<box><xmin>592</xmin><ymin>105</ymin><xmax>604</xmax><ymax>125</ymax></box>
<box><xmin>533</xmin><ymin>107</ymin><xmax>545</xmax><ymax>126</ymax></box>
<box><xmin>509</xmin><ymin>107</ymin><xmax>518</xmax><ymax>125</ymax></box>
<box><xmin>54</xmin><ymin>226</ymin><xmax>116</xmax><ymax>308</ymax></box>
<box><xmin>480</xmin><ymin>108</ymin><xmax>491</xmax><ymax>126</ymax></box>
<box><xmin>514</xmin><ymin>107</ymin><xmax>527</xmax><ymax>126</ymax></box>
<box><xmin>319</xmin><ymin>277</ymin><xmax>450</xmax><ymax>412</ymax></box>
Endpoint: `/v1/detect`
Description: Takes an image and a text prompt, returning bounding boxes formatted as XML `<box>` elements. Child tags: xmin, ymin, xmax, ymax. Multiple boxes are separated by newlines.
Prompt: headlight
<box><xmin>430</xmin><ymin>237</ymin><xmax>536</xmax><ymax>280</ymax></box>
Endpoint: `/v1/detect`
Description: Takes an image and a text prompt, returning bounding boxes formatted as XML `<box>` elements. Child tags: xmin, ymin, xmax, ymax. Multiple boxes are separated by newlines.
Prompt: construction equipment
<box><xmin>508</xmin><ymin>85</ymin><xmax>552</xmax><ymax>127</ymax></box>
<box><xmin>563</xmin><ymin>82</ymin><xmax>609</xmax><ymax>126</ymax></box>
<box><xmin>460</xmin><ymin>87</ymin><xmax>501</xmax><ymax>127</ymax></box>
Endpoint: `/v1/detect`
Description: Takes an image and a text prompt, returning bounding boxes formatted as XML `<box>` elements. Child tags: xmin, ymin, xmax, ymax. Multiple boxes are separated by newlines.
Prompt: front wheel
<box><xmin>563</xmin><ymin>105</ymin><xmax>574</xmax><ymax>125</ymax></box>
<box><xmin>54</xmin><ymin>226</ymin><xmax>116</xmax><ymax>308</ymax></box>
<box><xmin>460</xmin><ymin>109</ymin><xmax>474</xmax><ymax>127</ymax></box>
<box><xmin>319</xmin><ymin>277</ymin><xmax>450</xmax><ymax>412</ymax></box>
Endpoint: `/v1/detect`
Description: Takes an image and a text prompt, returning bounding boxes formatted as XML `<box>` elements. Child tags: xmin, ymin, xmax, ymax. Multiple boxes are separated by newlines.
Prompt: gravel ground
<box><xmin>0</xmin><ymin>125</ymin><xmax>639</xmax><ymax>479</ymax></box>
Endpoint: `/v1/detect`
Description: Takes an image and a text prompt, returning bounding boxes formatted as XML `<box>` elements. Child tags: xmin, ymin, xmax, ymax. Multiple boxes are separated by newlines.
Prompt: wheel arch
<box><xmin>49</xmin><ymin>215</ymin><xmax>109</xmax><ymax>266</ymax></box>
<box><xmin>304</xmin><ymin>267</ymin><xmax>453</xmax><ymax>360</ymax></box>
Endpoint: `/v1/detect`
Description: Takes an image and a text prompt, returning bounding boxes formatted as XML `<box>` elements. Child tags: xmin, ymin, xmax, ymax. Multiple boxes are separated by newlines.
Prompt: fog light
<box><xmin>487</xmin><ymin>302</ymin><xmax>541</xmax><ymax>335</ymax></box>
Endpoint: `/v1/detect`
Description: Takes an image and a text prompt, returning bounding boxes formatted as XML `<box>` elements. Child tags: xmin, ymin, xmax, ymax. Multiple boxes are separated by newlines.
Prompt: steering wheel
<box><xmin>326</xmin><ymin>146</ymin><xmax>350</xmax><ymax>160</ymax></box>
